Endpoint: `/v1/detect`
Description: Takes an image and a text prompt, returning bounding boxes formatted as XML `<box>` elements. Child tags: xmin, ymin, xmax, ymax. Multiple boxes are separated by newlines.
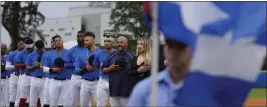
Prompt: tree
<box><xmin>1</xmin><ymin>1</ymin><xmax>45</xmax><ymax>50</ymax></box>
<box><xmin>109</xmin><ymin>1</ymin><xmax>150</xmax><ymax>38</ymax></box>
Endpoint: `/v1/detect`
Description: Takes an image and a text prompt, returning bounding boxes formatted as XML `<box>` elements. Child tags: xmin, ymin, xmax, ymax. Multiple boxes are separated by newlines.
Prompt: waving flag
<box><xmin>144</xmin><ymin>2</ymin><xmax>266</xmax><ymax>106</ymax></box>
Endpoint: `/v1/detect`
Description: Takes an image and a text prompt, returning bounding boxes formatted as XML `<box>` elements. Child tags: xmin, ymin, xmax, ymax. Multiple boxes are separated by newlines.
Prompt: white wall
<box><xmin>68</xmin><ymin>7</ymin><xmax>111</xmax><ymax>16</ymax></box>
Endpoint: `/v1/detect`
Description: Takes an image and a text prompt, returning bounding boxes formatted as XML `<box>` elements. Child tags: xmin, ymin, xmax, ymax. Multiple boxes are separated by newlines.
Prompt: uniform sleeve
<box><xmin>14</xmin><ymin>52</ymin><xmax>22</xmax><ymax>64</ymax></box>
<box><xmin>127</xmin><ymin>80</ymin><xmax>148</xmax><ymax>106</ymax></box>
<box><xmin>25</xmin><ymin>54</ymin><xmax>33</xmax><ymax>66</ymax></box>
<box><xmin>41</xmin><ymin>52</ymin><xmax>48</xmax><ymax>65</ymax></box>
<box><xmin>43</xmin><ymin>53</ymin><xmax>51</xmax><ymax>68</ymax></box>
<box><xmin>74</xmin><ymin>56</ymin><xmax>83</xmax><ymax>73</ymax></box>
<box><xmin>102</xmin><ymin>54</ymin><xmax>112</xmax><ymax>69</ymax></box>
<box><xmin>6</xmin><ymin>52</ymin><xmax>14</xmax><ymax>63</ymax></box>
<box><xmin>93</xmin><ymin>51</ymin><xmax>100</xmax><ymax>68</ymax></box>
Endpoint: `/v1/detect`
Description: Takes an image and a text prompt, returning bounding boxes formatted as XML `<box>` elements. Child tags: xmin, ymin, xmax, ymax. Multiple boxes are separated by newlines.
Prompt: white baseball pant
<box><xmin>9</xmin><ymin>73</ymin><xmax>19</xmax><ymax>103</ymax></box>
<box><xmin>80</xmin><ymin>79</ymin><xmax>98</xmax><ymax>107</ymax></box>
<box><xmin>15</xmin><ymin>75</ymin><xmax>30</xmax><ymax>106</ymax></box>
<box><xmin>1</xmin><ymin>77</ymin><xmax>10</xmax><ymax>106</ymax></box>
<box><xmin>43</xmin><ymin>77</ymin><xmax>51</xmax><ymax>105</ymax></box>
<box><xmin>30</xmin><ymin>77</ymin><xmax>45</xmax><ymax>107</ymax></box>
<box><xmin>96</xmin><ymin>77</ymin><xmax>110</xmax><ymax>106</ymax></box>
<box><xmin>110</xmin><ymin>97</ymin><xmax>129</xmax><ymax>107</ymax></box>
<box><xmin>70</xmin><ymin>74</ymin><xmax>82</xmax><ymax>106</ymax></box>
<box><xmin>19</xmin><ymin>74</ymin><xmax>31</xmax><ymax>99</ymax></box>
<box><xmin>49</xmin><ymin>79</ymin><xmax>71</xmax><ymax>107</ymax></box>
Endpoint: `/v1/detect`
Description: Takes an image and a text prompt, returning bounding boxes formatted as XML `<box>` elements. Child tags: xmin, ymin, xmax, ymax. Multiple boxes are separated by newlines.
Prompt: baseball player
<box><xmin>1</xmin><ymin>43</ymin><xmax>11</xmax><ymax>106</ymax></box>
<box><xmin>102</xmin><ymin>36</ymin><xmax>135</xmax><ymax>106</ymax></box>
<box><xmin>5</xmin><ymin>37</ymin><xmax>25</xmax><ymax>107</ymax></box>
<box><xmin>25</xmin><ymin>40</ymin><xmax>47</xmax><ymax>107</ymax></box>
<box><xmin>75</xmin><ymin>32</ymin><xmax>101</xmax><ymax>107</ymax></box>
<box><xmin>68</xmin><ymin>31</ymin><xmax>87</xmax><ymax>107</ymax></box>
<box><xmin>40</xmin><ymin>38</ymin><xmax>56</xmax><ymax>107</ymax></box>
<box><xmin>95</xmin><ymin>37</ymin><xmax>117</xmax><ymax>106</ymax></box>
<box><xmin>15</xmin><ymin>37</ymin><xmax>34</xmax><ymax>107</ymax></box>
<box><xmin>42</xmin><ymin>35</ymin><xmax>72</xmax><ymax>107</ymax></box>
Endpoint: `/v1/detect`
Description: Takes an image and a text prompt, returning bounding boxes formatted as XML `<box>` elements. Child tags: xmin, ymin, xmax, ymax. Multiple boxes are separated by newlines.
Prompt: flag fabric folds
<box><xmin>144</xmin><ymin>2</ymin><xmax>266</xmax><ymax>107</ymax></box>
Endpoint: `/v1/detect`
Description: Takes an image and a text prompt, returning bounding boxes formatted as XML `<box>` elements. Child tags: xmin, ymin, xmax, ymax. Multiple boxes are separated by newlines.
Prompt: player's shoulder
<box><xmin>126</xmin><ymin>50</ymin><xmax>136</xmax><ymax>58</ymax></box>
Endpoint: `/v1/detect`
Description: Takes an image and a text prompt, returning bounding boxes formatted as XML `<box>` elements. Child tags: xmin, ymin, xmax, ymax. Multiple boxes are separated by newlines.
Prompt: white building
<box><xmin>37</xmin><ymin>2</ymin><xmax>115</xmax><ymax>48</ymax></box>
<box><xmin>36</xmin><ymin>16</ymin><xmax>82</xmax><ymax>47</ymax></box>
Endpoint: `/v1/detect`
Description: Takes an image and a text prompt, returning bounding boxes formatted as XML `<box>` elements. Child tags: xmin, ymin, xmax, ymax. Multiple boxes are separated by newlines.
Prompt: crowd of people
<box><xmin>1</xmin><ymin>30</ymin><xmax>167</xmax><ymax>107</ymax></box>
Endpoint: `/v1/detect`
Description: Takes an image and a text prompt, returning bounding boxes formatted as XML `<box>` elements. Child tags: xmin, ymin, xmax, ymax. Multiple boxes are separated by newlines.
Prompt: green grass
<box><xmin>247</xmin><ymin>88</ymin><xmax>267</xmax><ymax>99</ymax></box>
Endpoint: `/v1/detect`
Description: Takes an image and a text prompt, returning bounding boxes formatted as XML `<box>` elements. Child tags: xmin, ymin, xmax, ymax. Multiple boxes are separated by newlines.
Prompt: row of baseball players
<box><xmin>1</xmin><ymin>30</ymin><xmax>166</xmax><ymax>107</ymax></box>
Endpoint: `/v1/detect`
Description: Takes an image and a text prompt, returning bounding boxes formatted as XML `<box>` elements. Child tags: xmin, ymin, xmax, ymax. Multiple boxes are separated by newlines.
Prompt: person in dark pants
<box><xmin>102</xmin><ymin>35</ymin><xmax>135</xmax><ymax>106</ymax></box>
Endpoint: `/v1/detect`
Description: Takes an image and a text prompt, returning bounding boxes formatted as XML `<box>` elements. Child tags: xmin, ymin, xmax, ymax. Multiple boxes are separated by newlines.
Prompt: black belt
<box><xmin>33</xmin><ymin>76</ymin><xmax>44</xmax><ymax>78</ymax></box>
<box><xmin>13</xmin><ymin>72</ymin><xmax>20</xmax><ymax>76</ymax></box>
<box><xmin>83</xmin><ymin>78</ymin><xmax>99</xmax><ymax>81</ymax></box>
<box><xmin>21</xmin><ymin>73</ymin><xmax>31</xmax><ymax>76</ymax></box>
<box><xmin>54</xmin><ymin>78</ymin><xmax>70</xmax><ymax>81</ymax></box>
<box><xmin>1</xmin><ymin>76</ymin><xmax>10</xmax><ymax>79</ymax></box>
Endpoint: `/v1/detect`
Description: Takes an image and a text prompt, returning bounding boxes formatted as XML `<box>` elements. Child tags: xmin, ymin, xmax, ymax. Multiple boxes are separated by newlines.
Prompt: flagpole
<box><xmin>150</xmin><ymin>1</ymin><xmax>159</xmax><ymax>106</ymax></box>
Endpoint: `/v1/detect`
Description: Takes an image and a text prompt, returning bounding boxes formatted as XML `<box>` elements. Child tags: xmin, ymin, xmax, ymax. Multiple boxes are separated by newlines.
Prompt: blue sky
<box><xmin>1</xmin><ymin>2</ymin><xmax>88</xmax><ymax>48</ymax></box>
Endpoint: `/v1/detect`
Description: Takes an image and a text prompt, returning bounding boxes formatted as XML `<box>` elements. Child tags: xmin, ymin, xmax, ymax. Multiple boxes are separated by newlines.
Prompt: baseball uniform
<box><xmin>68</xmin><ymin>45</ymin><xmax>87</xmax><ymax>107</ymax></box>
<box><xmin>43</xmin><ymin>49</ymin><xmax>72</xmax><ymax>107</ymax></box>
<box><xmin>25</xmin><ymin>50</ymin><xmax>47</xmax><ymax>107</ymax></box>
<box><xmin>1</xmin><ymin>53</ymin><xmax>11</xmax><ymax>106</ymax></box>
<box><xmin>40</xmin><ymin>49</ymin><xmax>53</xmax><ymax>107</ymax></box>
<box><xmin>94</xmin><ymin>49</ymin><xmax>117</xmax><ymax>106</ymax></box>
<box><xmin>6</xmin><ymin>50</ymin><xmax>20</xmax><ymax>107</ymax></box>
<box><xmin>75</xmin><ymin>48</ymin><xmax>101</xmax><ymax>107</ymax></box>
<box><xmin>15</xmin><ymin>48</ymin><xmax>33</xmax><ymax>106</ymax></box>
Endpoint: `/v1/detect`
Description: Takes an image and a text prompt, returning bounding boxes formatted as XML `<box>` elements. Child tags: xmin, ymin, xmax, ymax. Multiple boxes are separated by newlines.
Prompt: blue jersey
<box><xmin>6</xmin><ymin>50</ymin><xmax>19</xmax><ymax>73</ymax></box>
<box><xmin>93</xmin><ymin>49</ymin><xmax>117</xmax><ymax>78</ymax></box>
<box><xmin>14</xmin><ymin>49</ymin><xmax>34</xmax><ymax>74</ymax></box>
<box><xmin>43</xmin><ymin>49</ymin><xmax>72</xmax><ymax>79</ymax></box>
<box><xmin>41</xmin><ymin>50</ymin><xmax>53</xmax><ymax>77</ymax></box>
<box><xmin>25</xmin><ymin>50</ymin><xmax>47</xmax><ymax>77</ymax></box>
<box><xmin>1</xmin><ymin>54</ymin><xmax>12</xmax><ymax>77</ymax></box>
<box><xmin>75</xmin><ymin>48</ymin><xmax>101</xmax><ymax>80</ymax></box>
<box><xmin>68</xmin><ymin>45</ymin><xmax>87</xmax><ymax>74</ymax></box>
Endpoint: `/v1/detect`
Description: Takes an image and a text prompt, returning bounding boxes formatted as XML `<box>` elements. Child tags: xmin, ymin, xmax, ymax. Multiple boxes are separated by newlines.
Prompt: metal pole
<box><xmin>150</xmin><ymin>1</ymin><xmax>159</xmax><ymax>106</ymax></box>
<box><xmin>0</xmin><ymin>2</ymin><xmax>2</xmax><ymax>106</ymax></box>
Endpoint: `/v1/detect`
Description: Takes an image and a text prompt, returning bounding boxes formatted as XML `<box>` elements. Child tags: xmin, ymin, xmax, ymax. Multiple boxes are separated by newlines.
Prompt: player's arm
<box><xmin>25</xmin><ymin>54</ymin><xmax>39</xmax><ymax>71</ymax></box>
<box><xmin>14</xmin><ymin>52</ymin><xmax>26</xmax><ymax>70</ymax></box>
<box><xmin>5</xmin><ymin>61</ymin><xmax>14</xmax><ymax>70</ymax></box>
<box><xmin>40</xmin><ymin>52</ymin><xmax>47</xmax><ymax>71</ymax></box>
<box><xmin>63</xmin><ymin>50</ymin><xmax>74</xmax><ymax>69</ymax></box>
<box><xmin>5</xmin><ymin>53</ymin><xmax>15</xmax><ymax>70</ymax></box>
<box><xmin>75</xmin><ymin>56</ymin><xmax>86</xmax><ymax>74</ymax></box>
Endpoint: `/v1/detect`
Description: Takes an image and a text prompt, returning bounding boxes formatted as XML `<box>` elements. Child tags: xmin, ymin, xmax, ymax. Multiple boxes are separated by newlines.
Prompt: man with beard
<box><xmin>5</xmin><ymin>37</ymin><xmax>25</xmax><ymax>107</ymax></box>
<box><xmin>43</xmin><ymin>35</ymin><xmax>73</xmax><ymax>107</ymax></box>
<box><xmin>25</xmin><ymin>40</ymin><xmax>46</xmax><ymax>107</ymax></box>
<box><xmin>1</xmin><ymin>43</ymin><xmax>11</xmax><ymax>106</ymax></box>
<box><xmin>15</xmin><ymin>37</ymin><xmax>35</xmax><ymax>107</ymax></box>
<box><xmin>75</xmin><ymin>32</ymin><xmax>101</xmax><ymax>107</ymax></box>
<box><xmin>95</xmin><ymin>37</ymin><xmax>117</xmax><ymax>106</ymax></box>
<box><xmin>102</xmin><ymin>35</ymin><xmax>135</xmax><ymax>106</ymax></box>
<box><xmin>40</xmin><ymin>37</ymin><xmax>56</xmax><ymax>107</ymax></box>
<box><xmin>68</xmin><ymin>31</ymin><xmax>87</xmax><ymax>107</ymax></box>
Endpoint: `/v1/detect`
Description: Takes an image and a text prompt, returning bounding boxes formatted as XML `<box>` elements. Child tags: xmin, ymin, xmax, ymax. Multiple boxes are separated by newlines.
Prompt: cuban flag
<box><xmin>144</xmin><ymin>2</ymin><xmax>266</xmax><ymax>106</ymax></box>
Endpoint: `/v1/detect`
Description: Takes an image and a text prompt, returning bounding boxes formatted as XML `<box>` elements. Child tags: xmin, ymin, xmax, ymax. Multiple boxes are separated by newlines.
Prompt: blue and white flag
<box><xmin>144</xmin><ymin>2</ymin><xmax>266</xmax><ymax>106</ymax></box>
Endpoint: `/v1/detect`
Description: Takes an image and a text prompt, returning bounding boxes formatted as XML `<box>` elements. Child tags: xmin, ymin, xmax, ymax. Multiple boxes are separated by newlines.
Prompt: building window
<box><xmin>50</xmin><ymin>29</ymin><xmax>54</xmax><ymax>32</ymax></box>
<box><xmin>64</xmin><ymin>33</ymin><xmax>71</xmax><ymax>36</ymax></box>
<box><xmin>72</xmin><ymin>27</ymin><xmax>75</xmax><ymax>31</ymax></box>
<box><xmin>58</xmin><ymin>28</ymin><xmax>65</xmax><ymax>31</ymax></box>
